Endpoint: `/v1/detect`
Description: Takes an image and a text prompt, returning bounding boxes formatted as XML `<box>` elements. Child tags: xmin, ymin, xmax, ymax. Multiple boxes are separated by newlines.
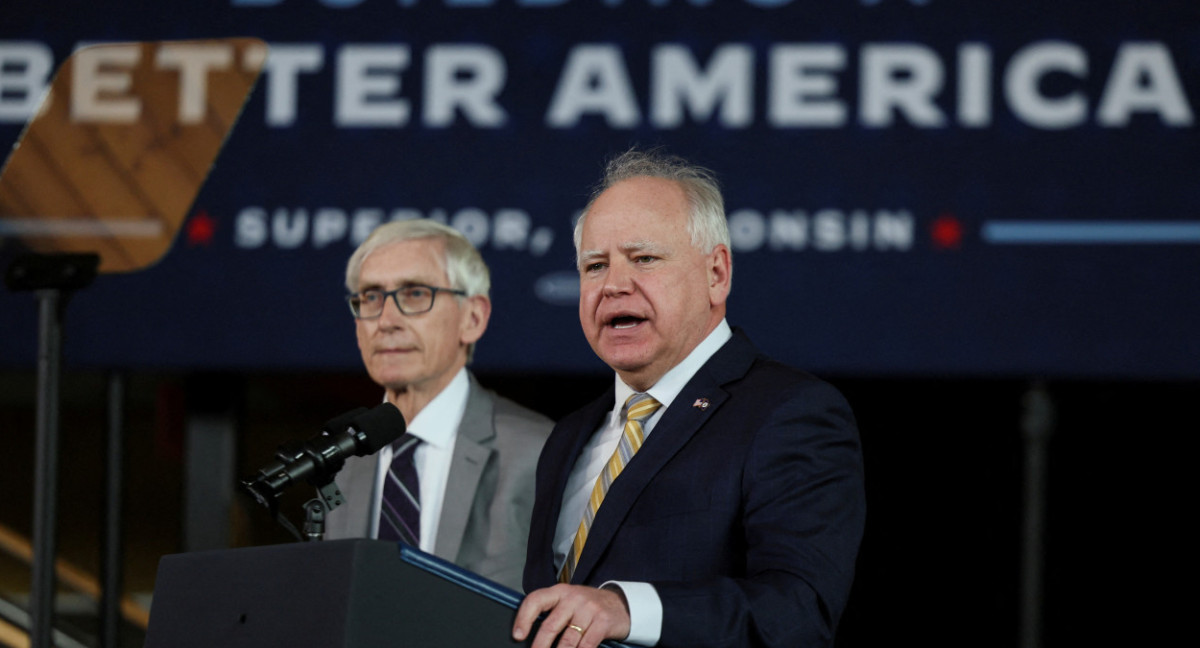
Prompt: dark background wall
<box><xmin>1</xmin><ymin>367</ymin><xmax>1192</xmax><ymax>646</ymax></box>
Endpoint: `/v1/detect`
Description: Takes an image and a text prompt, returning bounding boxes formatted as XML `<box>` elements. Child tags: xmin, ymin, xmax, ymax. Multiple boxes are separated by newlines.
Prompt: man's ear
<box><xmin>459</xmin><ymin>294</ymin><xmax>492</xmax><ymax>346</ymax></box>
<box><xmin>707</xmin><ymin>244</ymin><xmax>732</xmax><ymax>307</ymax></box>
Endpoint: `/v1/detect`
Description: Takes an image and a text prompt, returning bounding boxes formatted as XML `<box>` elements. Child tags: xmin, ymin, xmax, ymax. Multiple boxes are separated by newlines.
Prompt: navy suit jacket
<box><xmin>524</xmin><ymin>330</ymin><xmax>865</xmax><ymax>648</ymax></box>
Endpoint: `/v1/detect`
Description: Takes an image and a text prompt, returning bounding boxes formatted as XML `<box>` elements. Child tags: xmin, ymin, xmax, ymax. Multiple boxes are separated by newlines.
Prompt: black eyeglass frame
<box><xmin>346</xmin><ymin>284</ymin><xmax>468</xmax><ymax>319</ymax></box>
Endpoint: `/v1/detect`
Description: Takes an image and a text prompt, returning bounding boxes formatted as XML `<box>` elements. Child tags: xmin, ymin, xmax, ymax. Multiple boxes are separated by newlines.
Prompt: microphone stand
<box><xmin>302</xmin><ymin>480</ymin><xmax>347</xmax><ymax>542</ymax></box>
<box><xmin>240</xmin><ymin>467</ymin><xmax>348</xmax><ymax>543</ymax></box>
<box><xmin>4</xmin><ymin>253</ymin><xmax>99</xmax><ymax>648</ymax></box>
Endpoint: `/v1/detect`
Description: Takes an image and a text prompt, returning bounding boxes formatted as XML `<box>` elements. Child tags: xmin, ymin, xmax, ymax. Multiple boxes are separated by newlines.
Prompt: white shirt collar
<box><xmin>614</xmin><ymin>319</ymin><xmax>733</xmax><ymax>412</ymax></box>
<box><xmin>399</xmin><ymin>367</ymin><xmax>469</xmax><ymax>450</ymax></box>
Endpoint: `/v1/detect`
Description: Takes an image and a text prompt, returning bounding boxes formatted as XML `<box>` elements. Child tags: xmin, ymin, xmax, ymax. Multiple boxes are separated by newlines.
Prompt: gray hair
<box><xmin>573</xmin><ymin>148</ymin><xmax>732</xmax><ymax>257</ymax></box>
<box><xmin>345</xmin><ymin>219</ymin><xmax>491</xmax><ymax>298</ymax></box>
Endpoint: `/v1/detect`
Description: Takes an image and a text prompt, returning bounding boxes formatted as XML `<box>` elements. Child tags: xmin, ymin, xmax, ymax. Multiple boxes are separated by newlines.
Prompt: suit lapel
<box><xmin>434</xmin><ymin>374</ymin><xmax>494</xmax><ymax>562</ymax></box>
<box><xmin>549</xmin><ymin>387</ymin><xmax>616</xmax><ymax>510</ymax></box>
<box><xmin>331</xmin><ymin>452</ymin><xmax>383</xmax><ymax>538</ymax></box>
<box><xmin>571</xmin><ymin>331</ymin><xmax>758</xmax><ymax>583</ymax></box>
<box><xmin>530</xmin><ymin>387</ymin><xmax>612</xmax><ymax>586</ymax></box>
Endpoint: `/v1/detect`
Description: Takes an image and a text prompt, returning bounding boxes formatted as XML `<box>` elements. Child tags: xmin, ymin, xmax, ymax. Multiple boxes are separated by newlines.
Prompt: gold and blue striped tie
<box><xmin>560</xmin><ymin>393</ymin><xmax>662</xmax><ymax>583</ymax></box>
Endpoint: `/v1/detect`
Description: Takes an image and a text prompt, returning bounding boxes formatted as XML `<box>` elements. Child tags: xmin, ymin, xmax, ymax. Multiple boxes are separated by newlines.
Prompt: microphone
<box><xmin>241</xmin><ymin>402</ymin><xmax>405</xmax><ymax>508</ymax></box>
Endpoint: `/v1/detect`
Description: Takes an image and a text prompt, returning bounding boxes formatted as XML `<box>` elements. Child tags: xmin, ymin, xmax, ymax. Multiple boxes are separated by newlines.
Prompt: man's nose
<box><xmin>377</xmin><ymin>294</ymin><xmax>408</xmax><ymax>328</ymax></box>
<box><xmin>602</xmin><ymin>261</ymin><xmax>635</xmax><ymax>296</ymax></box>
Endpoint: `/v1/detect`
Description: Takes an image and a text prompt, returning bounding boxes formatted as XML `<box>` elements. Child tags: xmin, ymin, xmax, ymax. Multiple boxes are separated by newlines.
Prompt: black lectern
<box><xmin>143</xmin><ymin>539</ymin><xmax>531</xmax><ymax>648</ymax></box>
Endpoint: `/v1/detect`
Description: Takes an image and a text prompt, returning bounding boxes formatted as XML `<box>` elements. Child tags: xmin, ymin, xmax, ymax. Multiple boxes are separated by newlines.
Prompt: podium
<box><xmin>143</xmin><ymin>539</ymin><xmax>533</xmax><ymax>648</ymax></box>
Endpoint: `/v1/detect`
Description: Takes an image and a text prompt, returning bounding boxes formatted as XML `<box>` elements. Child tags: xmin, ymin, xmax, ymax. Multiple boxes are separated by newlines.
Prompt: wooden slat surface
<box><xmin>0</xmin><ymin>38</ymin><xmax>266</xmax><ymax>273</ymax></box>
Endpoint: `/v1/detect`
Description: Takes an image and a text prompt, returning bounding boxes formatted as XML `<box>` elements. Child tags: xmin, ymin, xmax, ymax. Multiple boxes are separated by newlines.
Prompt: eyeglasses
<box><xmin>346</xmin><ymin>285</ymin><xmax>467</xmax><ymax>319</ymax></box>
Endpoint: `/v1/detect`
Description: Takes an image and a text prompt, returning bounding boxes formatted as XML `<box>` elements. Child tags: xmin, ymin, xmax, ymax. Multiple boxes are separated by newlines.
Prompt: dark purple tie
<box><xmin>378</xmin><ymin>433</ymin><xmax>420</xmax><ymax>544</ymax></box>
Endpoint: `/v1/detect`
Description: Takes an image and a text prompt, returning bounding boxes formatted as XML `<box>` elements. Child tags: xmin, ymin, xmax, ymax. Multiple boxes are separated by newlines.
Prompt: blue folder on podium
<box><xmin>143</xmin><ymin>539</ymin><xmax>631</xmax><ymax>648</ymax></box>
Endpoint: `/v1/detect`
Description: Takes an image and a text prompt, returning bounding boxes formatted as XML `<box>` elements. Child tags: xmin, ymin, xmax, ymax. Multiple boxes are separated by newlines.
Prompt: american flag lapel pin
<box><xmin>692</xmin><ymin>398</ymin><xmax>710</xmax><ymax>410</ymax></box>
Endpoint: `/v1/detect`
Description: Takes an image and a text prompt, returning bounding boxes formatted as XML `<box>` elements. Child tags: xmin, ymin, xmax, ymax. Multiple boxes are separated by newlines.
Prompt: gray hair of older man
<box><xmin>573</xmin><ymin>148</ymin><xmax>733</xmax><ymax>259</ymax></box>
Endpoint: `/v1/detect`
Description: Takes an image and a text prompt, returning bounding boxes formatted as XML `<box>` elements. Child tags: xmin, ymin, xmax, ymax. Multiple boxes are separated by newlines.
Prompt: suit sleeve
<box><xmin>655</xmin><ymin>380</ymin><xmax>866</xmax><ymax>648</ymax></box>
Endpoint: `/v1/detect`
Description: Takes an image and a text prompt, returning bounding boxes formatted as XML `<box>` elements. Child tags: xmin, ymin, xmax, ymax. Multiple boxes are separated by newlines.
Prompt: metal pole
<box><xmin>100</xmin><ymin>372</ymin><xmax>126</xmax><ymax>648</ymax></box>
<box><xmin>30</xmin><ymin>289</ymin><xmax>63</xmax><ymax>648</ymax></box>
<box><xmin>5</xmin><ymin>253</ymin><xmax>99</xmax><ymax>648</ymax></box>
<box><xmin>1019</xmin><ymin>381</ymin><xmax>1055</xmax><ymax>648</ymax></box>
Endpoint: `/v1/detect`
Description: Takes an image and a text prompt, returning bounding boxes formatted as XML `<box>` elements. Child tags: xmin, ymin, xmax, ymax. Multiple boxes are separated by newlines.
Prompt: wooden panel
<box><xmin>0</xmin><ymin>38</ymin><xmax>266</xmax><ymax>273</ymax></box>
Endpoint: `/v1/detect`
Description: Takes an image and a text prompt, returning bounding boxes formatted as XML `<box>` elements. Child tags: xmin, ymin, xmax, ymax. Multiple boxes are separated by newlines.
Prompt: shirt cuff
<box><xmin>600</xmin><ymin>581</ymin><xmax>662</xmax><ymax>646</ymax></box>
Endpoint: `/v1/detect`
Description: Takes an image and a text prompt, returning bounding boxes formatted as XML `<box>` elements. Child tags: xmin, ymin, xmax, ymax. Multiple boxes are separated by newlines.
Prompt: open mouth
<box><xmin>609</xmin><ymin>315</ymin><xmax>645</xmax><ymax>330</ymax></box>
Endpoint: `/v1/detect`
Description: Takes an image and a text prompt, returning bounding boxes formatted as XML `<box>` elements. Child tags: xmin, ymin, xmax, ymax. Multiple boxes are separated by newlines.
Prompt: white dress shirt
<box><xmin>552</xmin><ymin>320</ymin><xmax>733</xmax><ymax>646</ymax></box>
<box><xmin>368</xmin><ymin>368</ymin><xmax>468</xmax><ymax>553</ymax></box>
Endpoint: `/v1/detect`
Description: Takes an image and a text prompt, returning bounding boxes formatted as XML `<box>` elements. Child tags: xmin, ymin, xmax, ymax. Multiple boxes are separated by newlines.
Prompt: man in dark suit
<box><xmin>324</xmin><ymin>219</ymin><xmax>552</xmax><ymax>591</ymax></box>
<box><xmin>512</xmin><ymin>150</ymin><xmax>866</xmax><ymax>648</ymax></box>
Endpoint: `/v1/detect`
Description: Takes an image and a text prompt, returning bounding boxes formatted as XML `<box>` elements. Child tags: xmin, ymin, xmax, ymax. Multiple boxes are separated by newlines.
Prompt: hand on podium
<box><xmin>514</xmin><ymin>584</ymin><xmax>631</xmax><ymax>648</ymax></box>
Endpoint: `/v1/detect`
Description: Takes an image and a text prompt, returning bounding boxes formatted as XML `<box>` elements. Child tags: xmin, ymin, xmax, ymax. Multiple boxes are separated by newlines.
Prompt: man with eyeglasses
<box><xmin>324</xmin><ymin>219</ymin><xmax>552</xmax><ymax>591</ymax></box>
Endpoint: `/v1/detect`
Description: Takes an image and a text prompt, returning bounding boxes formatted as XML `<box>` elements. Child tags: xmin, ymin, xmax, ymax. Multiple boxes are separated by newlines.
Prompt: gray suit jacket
<box><xmin>325</xmin><ymin>373</ymin><xmax>552</xmax><ymax>591</ymax></box>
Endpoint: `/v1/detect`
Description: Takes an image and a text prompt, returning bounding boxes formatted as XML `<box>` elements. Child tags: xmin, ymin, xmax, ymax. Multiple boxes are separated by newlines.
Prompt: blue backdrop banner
<box><xmin>2</xmin><ymin>1</ymin><xmax>1198</xmax><ymax>377</ymax></box>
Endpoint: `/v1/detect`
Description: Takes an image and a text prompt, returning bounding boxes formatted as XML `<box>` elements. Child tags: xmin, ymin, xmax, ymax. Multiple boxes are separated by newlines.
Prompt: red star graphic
<box><xmin>186</xmin><ymin>210</ymin><xmax>216</xmax><ymax>246</ymax></box>
<box><xmin>931</xmin><ymin>213</ymin><xmax>963</xmax><ymax>249</ymax></box>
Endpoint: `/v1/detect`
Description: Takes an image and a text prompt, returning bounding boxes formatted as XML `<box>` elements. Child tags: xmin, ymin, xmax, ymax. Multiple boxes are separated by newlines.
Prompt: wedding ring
<box><xmin>568</xmin><ymin>624</ymin><xmax>585</xmax><ymax>634</ymax></box>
